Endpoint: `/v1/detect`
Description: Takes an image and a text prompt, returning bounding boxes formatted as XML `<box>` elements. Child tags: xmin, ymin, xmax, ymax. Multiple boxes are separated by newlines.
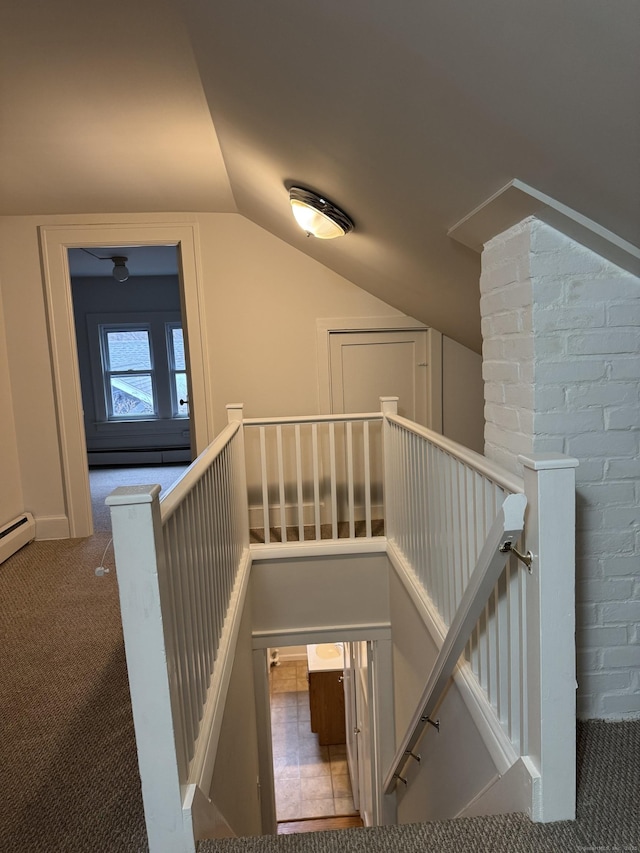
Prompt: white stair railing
<box><xmin>107</xmin><ymin>397</ymin><xmax>578</xmax><ymax>850</ymax></box>
<box><xmin>381</xmin><ymin>396</ymin><xmax>578</xmax><ymax>822</ymax></box>
<box><xmin>106</xmin><ymin>404</ymin><xmax>250</xmax><ymax>853</ymax></box>
<box><xmin>383</xmin><ymin>491</ymin><xmax>527</xmax><ymax>792</ymax></box>
<box><xmin>242</xmin><ymin>411</ymin><xmax>384</xmax><ymax>544</ymax></box>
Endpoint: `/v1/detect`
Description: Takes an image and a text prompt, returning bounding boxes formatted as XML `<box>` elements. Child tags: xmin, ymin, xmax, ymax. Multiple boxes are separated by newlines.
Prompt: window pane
<box><xmin>171</xmin><ymin>327</ymin><xmax>186</xmax><ymax>370</ymax></box>
<box><xmin>106</xmin><ymin>330</ymin><xmax>152</xmax><ymax>370</ymax></box>
<box><xmin>110</xmin><ymin>374</ymin><xmax>155</xmax><ymax>416</ymax></box>
<box><xmin>174</xmin><ymin>372</ymin><xmax>188</xmax><ymax>417</ymax></box>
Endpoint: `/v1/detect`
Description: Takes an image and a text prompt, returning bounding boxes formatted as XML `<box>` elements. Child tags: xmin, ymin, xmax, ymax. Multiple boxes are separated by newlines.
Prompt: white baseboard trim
<box><xmin>0</xmin><ymin>512</ymin><xmax>36</xmax><ymax>564</ymax></box>
<box><xmin>251</xmin><ymin>537</ymin><xmax>386</xmax><ymax>561</ymax></box>
<box><xmin>253</xmin><ymin>623</ymin><xmax>392</xmax><ymax>649</ymax></box>
<box><xmin>183</xmin><ymin>784</ymin><xmax>235</xmax><ymax>842</ymax></box>
<box><xmin>455</xmin><ymin>756</ymin><xmax>540</xmax><ymax>819</ymax></box>
<box><xmin>35</xmin><ymin>514</ymin><xmax>71</xmax><ymax>540</ymax></box>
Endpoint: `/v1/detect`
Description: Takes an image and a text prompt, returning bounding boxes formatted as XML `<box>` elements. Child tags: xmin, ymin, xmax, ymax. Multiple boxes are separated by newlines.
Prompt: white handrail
<box><xmin>243</xmin><ymin>411</ymin><xmax>383</xmax><ymax>426</ymax></box>
<box><xmin>383</xmin><ymin>492</ymin><xmax>527</xmax><ymax>793</ymax></box>
<box><xmin>386</xmin><ymin>412</ymin><xmax>524</xmax><ymax>495</ymax></box>
<box><xmin>159</xmin><ymin>420</ymin><xmax>240</xmax><ymax>522</ymax></box>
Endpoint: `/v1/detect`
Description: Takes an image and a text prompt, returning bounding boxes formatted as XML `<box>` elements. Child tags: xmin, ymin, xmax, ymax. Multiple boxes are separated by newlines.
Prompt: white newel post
<box><xmin>226</xmin><ymin>403</ymin><xmax>249</xmax><ymax>537</ymax></box>
<box><xmin>226</xmin><ymin>402</ymin><xmax>244</xmax><ymax>425</ymax></box>
<box><xmin>519</xmin><ymin>453</ymin><xmax>579</xmax><ymax>823</ymax></box>
<box><xmin>380</xmin><ymin>396</ymin><xmax>399</xmax><ymax>539</ymax></box>
<box><xmin>106</xmin><ymin>485</ymin><xmax>195</xmax><ymax>853</ymax></box>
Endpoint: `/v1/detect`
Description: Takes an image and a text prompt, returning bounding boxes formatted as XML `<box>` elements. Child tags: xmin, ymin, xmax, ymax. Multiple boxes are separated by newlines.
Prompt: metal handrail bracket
<box><xmin>383</xmin><ymin>492</ymin><xmax>528</xmax><ymax>793</ymax></box>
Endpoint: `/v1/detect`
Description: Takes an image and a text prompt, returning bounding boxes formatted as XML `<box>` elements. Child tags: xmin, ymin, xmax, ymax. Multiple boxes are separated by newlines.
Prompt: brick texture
<box><xmin>480</xmin><ymin>218</ymin><xmax>640</xmax><ymax>720</ymax></box>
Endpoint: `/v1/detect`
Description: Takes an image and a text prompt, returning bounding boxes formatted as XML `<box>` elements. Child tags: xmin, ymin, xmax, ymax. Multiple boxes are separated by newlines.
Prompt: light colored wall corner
<box><xmin>389</xmin><ymin>570</ymin><xmax>503</xmax><ymax>823</ymax></box>
<box><xmin>208</xmin><ymin>594</ymin><xmax>262</xmax><ymax>837</ymax></box>
<box><xmin>0</xmin><ymin>275</ymin><xmax>24</xmax><ymax>528</ymax></box>
<box><xmin>480</xmin><ymin>217</ymin><xmax>640</xmax><ymax>720</ymax></box>
<box><xmin>195</xmin><ymin>214</ymin><xmax>405</xmax><ymax>431</ymax></box>
<box><xmin>0</xmin><ymin>217</ymin><xmax>68</xmax><ymax>528</ymax></box>
<box><xmin>442</xmin><ymin>336</ymin><xmax>484</xmax><ymax>453</ymax></box>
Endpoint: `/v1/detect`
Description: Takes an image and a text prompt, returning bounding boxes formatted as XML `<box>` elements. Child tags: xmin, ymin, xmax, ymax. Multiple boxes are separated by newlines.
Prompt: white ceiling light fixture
<box><xmin>289</xmin><ymin>186</ymin><xmax>354</xmax><ymax>239</ymax></box>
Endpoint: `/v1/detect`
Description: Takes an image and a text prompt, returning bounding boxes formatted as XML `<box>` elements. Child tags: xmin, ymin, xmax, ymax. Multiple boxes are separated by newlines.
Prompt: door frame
<box><xmin>40</xmin><ymin>221</ymin><xmax>212</xmax><ymax>537</ymax></box>
<box><xmin>316</xmin><ymin>316</ymin><xmax>443</xmax><ymax>431</ymax></box>
<box><xmin>252</xmin><ymin>628</ymin><xmax>395</xmax><ymax>830</ymax></box>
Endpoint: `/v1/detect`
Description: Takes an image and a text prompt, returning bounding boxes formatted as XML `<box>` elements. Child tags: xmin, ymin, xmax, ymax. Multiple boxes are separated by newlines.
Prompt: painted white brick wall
<box><xmin>480</xmin><ymin>217</ymin><xmax>640</xmax><ymax>720</ymax></box>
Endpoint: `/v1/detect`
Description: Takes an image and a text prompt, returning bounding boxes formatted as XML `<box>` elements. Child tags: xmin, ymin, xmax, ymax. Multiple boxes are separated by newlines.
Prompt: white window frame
<box><xmin>166</xmin><ymin>321</ymin><xmax>189</xmax><ymax>419</ymax></box>
<box><xmin>87</xmin><ymin>311</ymin><xmax>185</xmax><ymax>425</ymax></box>
<box><xmin>99</xmin><ymin>323</ymin><xmax>158</xmax><ymax>420</ymax></box>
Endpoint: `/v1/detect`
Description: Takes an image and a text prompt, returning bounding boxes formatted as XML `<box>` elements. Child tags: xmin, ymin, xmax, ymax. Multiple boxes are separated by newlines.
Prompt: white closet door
<box><xmin>329</xmin><ymin>330</ymin><xmax>429</xmax><ymax>425</ymax></box>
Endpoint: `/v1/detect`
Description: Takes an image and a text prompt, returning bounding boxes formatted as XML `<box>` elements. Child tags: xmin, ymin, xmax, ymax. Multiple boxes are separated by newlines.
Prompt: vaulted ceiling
<box><xmin>2</xmin><ymin>0</ymin><xmax>638</xmax><ymax>350</ymax></box>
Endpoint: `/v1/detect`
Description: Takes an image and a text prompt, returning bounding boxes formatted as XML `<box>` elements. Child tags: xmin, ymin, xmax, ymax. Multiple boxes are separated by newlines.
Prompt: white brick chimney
<box><xmin>480</xmin><ymin>217</ymin><xmax>640</xmax><ymax>719</ymax></box>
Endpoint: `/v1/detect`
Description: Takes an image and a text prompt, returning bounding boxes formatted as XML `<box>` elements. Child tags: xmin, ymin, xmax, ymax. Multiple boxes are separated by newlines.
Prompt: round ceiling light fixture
<box><xmin>111</xmin><ymin>256</ymin><xmax>130</xmax><ymax>282</ymax></box>
<box><xmin>289</xmin><ymin>186</ymin><xmax>354</xmax><ymax>239</ymax></box>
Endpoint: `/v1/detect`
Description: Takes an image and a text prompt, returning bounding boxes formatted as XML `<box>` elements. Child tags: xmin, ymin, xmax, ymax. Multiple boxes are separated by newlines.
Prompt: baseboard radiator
<box><xmin>0</xmin><ymin>513</ymin><xmax>36</xmax><ymax>565</ymax></box>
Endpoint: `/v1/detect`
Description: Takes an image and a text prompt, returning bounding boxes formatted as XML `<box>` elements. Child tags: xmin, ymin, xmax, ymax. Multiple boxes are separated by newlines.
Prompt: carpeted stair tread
<box><xmin>200</xmin><ymin>813</ymin><xmax>586</xmax><ymax>852</ymax></box>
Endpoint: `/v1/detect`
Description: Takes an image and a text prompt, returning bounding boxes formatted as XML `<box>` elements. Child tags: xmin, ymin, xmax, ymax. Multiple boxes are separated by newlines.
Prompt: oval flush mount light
<box><xmin>289</xmin><ymin>187</ymin><xmax>354</xmax><ymax>239</ymax></box>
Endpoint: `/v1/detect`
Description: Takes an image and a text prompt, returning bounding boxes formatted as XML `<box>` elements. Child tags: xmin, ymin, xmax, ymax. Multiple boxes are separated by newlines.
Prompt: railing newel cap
<box><xmin>226</xmin><ymin>403</ymin><xmax>244</xmax><ymax>423</ymax></box>
<box><xmin>518</xmin><ymin>453</ymin><xmax>579</xmax><ymax>471</ymax></box>
<box><xmin>106</xmin><ymin>484</ymin><xmax>162</xmax><ymax>506</ymax></box>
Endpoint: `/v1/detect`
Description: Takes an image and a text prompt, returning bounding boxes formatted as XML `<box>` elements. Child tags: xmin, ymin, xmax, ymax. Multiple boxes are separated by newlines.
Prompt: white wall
<box><xmin>0</xmin><ymin>278</ymin><xmax>24</xmax><ymax>528</ymax></box>
<box><xmin>251</xmin><ymin>553</ymin><xmax>390</xmax><ymax>638</ymax></box>
<box><xmin>481</xmin><ymin>217</ymin><xmax>640</xmax><ymax>719</ymax></box>
<box><xmin>196</xmin><ymin>214</ymin><xmax>405</xmax><ymax>431</ymax></box>
<box><xmin>0</xmin><ymin>212</ymin><xmax>404</xmax><ymax>531</ymax></box>
<box><xmin>0</xmin><ymin>218</ymin><xmax>67</xmax><ymax>532</ymax></box>
<box><xmin>208</xmin><ymin>592</ymin><xmax>262</xmax><ymax>836</ymax></box>
<box><xmin>442</xmin><ymin>335</ymin><xmax>484</xmax><ymax>453</ymax></box>
<box><xmin>389</xmin><ymin>570</ymin><xmax>501</xmax><ymax>822</ymax></box>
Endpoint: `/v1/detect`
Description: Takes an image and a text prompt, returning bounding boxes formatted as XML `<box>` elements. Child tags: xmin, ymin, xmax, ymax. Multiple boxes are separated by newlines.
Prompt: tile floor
<box><xmin>270</xmin><ymin>660</ymin><xmax>358</xmax><ymax>822</ymax></box>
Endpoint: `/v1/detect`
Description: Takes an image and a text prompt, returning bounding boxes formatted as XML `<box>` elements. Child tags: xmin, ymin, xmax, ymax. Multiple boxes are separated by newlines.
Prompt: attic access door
<box><xmin>329</xmin><ymin>330</ymin><xmax>430</xmax><ymax>425</ymax></box>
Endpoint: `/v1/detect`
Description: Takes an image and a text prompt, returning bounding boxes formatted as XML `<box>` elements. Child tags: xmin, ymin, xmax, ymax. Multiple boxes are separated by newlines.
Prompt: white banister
<box><xmin>107</xmin><ymin>412</ymin><xmax>250</xmax><ymax>852</ymax></box>
<box><xmin>519</xmin><ymin>453</ymin><xmax>579</xmax><ymax>822</ymax></box>
<box><xmin>243</xmin><ymin>410</ymin><xmax>384</xmax><ymax>545</ymax></box>
<box><xmin>107</xmin><ymin>486</ymin><xmax>195</xmax><ymax>853</ymax></box>
<box><xmin>383</xmin><ymin>492</ymin><xmax>527</xmax><ymax>793</ymax></box>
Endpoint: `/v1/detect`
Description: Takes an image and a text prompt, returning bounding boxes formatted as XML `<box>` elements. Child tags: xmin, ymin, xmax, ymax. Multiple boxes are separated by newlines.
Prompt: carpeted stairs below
<box><xmin>200</xmin><ymin>720</ymin><xmax>639</xmax><ymax>853</ymax></box>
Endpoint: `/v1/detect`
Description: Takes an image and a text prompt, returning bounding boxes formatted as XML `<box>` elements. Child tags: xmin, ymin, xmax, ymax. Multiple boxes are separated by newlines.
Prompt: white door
<box><xmin>343</xmin><ymin>642</ymin><xmax>360</xmax><ymax>811</ymax></box>
<box><xmin>354</xmin><ymin>640</ymin><xmax>375</xmax><ymax>826</ymax></box>
<box><xmin>329</xmin><ymin>330</ymin><xmax>429</xmax><ymax>425</ymax></box>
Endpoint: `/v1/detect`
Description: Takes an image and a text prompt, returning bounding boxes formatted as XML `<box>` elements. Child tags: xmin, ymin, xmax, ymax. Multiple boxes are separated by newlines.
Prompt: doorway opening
<box><xmin>67</xmin><ymin>244</ymin><xmax>192</xmax><ymax>531</ymax></box>
<box><xmin>268</xmin><ymin>640</ymin><xmax>377</xmax><ymax>833</ymax></box>
<box><xmin>40</xmin><ymin>221</ymin><xmax>211</xmax><ymax>539</ymax></box>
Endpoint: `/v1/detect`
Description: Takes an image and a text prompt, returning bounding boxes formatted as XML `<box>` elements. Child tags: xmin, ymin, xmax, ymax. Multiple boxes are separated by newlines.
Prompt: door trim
<box><xmin>252</xmin><ymin>629</ymin><xmax>395</xmax><ymax>828</ymax></box>
<box><xmin>316</xmin><ymin>317</ymin><xmax>442</xmax><ymax>431</ymax></box>
<box><xmin>40</xmin><ymin>221</ymin><xmax>212</xmax><ymax>537</ymax></box>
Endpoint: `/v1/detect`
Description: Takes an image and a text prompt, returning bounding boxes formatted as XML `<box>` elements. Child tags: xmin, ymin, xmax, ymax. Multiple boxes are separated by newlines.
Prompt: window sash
<box><xmin>100</xmin><ymin>324</ymin><xmax>158</xmax><ymax>419</ymax></box>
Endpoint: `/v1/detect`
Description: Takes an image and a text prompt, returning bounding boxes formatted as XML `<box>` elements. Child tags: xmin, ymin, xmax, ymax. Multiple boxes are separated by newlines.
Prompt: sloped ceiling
<box><xmin>2</xmin><ymin>0</ymin><xmax>639</xmax><ymax>351</ymax></box>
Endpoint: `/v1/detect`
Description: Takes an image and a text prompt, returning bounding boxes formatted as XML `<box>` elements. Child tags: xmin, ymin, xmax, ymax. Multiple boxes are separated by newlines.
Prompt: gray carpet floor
<box><xmin>1</xmin><ymin>465</ymin><xmax>638</xmax><ymax>852</ymax></box>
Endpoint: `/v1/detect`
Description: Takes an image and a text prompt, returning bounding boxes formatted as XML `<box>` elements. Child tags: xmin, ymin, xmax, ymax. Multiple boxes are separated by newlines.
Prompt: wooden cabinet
<box><xmin>309</xmin><ymin>670</ymin><xmax>346</xmax><ymax>745</ymax></box>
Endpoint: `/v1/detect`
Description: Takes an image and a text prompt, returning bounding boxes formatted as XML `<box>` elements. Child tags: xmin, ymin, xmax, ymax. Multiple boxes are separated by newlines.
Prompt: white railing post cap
<box><xmin>518</xmin><ymin>453</ymin><xmax>579</xmax><ymax>471</ymax></box>
<box><xmin>226</xmin><ymin>403</ymin><xmax>244</xmax><ymax>423</ymax></box>
<box><xmin>105</xmin><ymin>484</ymin><xmax>162</xmax><ymax>506</ymax></box>
<box><xmin>380</xmin><ymin>396</ymin><xmax>399</xmax><ymax>414</ymax></box>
